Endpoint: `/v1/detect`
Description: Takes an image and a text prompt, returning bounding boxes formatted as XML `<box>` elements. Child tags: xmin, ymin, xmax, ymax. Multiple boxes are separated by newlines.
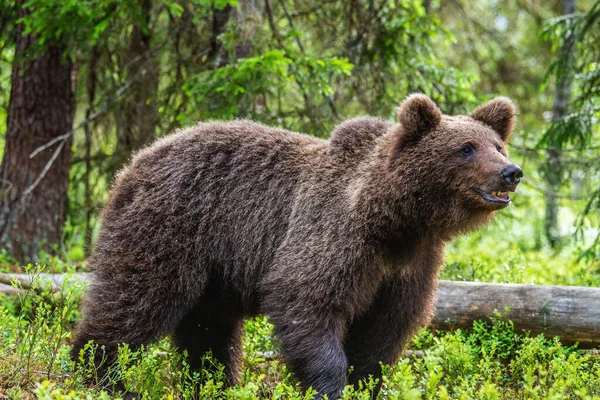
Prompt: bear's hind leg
<box><xmin>173</xmin><ymin>302</ymin><xmax>244</xmax><ymax>386</ymax></box>
<box><xmin>70</xmin><ymin>271</ymin><xmax>201</xmax><ymax>393</ymax></box>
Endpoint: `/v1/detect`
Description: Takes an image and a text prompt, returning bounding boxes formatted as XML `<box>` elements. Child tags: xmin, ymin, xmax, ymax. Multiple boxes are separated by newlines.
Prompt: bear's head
<box><xmin>391</xmin><ymin>94</ymin><xmax>522</xmax><ymax>226</ymax></box>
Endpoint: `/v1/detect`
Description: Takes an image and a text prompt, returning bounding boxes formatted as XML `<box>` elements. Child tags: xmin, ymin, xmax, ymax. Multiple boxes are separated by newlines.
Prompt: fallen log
<box><xmin>433</xmin><ymin>281</ymin><xmax>600</xmax><ymax>348</ymax></box>
<box><xmin>0</xmin><ymin>272</ymin><xmax>89</xmax><ymax>293</ymax></box>
<box><xmin>1</xmin><ymin>273</ymin><xmax>598</xmax><ymax>347</ymax></box>
<box><xmin>0</xmin><ymin>282</ymin><xmax>25</xmax><ymax>295</ymax></box>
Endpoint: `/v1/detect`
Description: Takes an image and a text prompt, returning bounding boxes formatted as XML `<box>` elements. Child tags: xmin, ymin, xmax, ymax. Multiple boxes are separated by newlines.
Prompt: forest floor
<box><xmin>1</xmin><ymin>232</ymin><xmax>599</xmax><ymax>399</ymax></box>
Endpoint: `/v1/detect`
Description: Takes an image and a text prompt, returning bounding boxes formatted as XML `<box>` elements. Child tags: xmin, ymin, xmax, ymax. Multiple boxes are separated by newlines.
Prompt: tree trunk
<box><xmin>112</xmin><ymin>0</ymin><xmax>159</xmax><ymax>173</ymax></box>
<box><xmin>208</xmin><ymin>0</ymin><xmax>262</xmax><ymax>66</ymax></box>
<box><xmin>0</xmin><ymin>2</ymin><xmax>75</xmax><ymax>263</ymax></box>
<box><xmin>209</xmin><ymin>4</ymin><xmax>233</xmax><ymax>67</ymax></box>
<box><xmin>83</xmin><ymin>47</ymin><xmax>99</xmax><ymax>255</ymax></box>
<box><xmin>233</xmin><ymin>0</ymin><xmax>262</xmax><ymax>59</ymax></box>
<box><xmin>544</xmin><ymin>0</ymin><xmax>575</xmax><ymax>248</ymax></box>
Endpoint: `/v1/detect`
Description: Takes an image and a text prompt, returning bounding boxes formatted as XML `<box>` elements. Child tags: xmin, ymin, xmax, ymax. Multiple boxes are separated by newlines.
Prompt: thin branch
<box><xmin>22</xmin><ymin>139</ymin><xmax>66</xmax><ymax>198</ymax></box>
<box><xmin>21</xmin><ymin>34</ymin><xmax>176</xmax><ymax>198</ymax></box>
<box><xmin>29</xmin><ymin>32</ymin><xmax>174</xmax><ymax>160</ymax></box>
<box><xmin>521</xmin><ymin>181</ymin><xmax>593</xmax><ymax>200</ymax></box>
<box><xmin>510</xmin><ymin>143</ymin><xmax>600</xmax><ymax>153</ymax></box>
<box><xmin>278</xmin><ymin>0</ymin><xmax>304</xmax><ymax>52</ymax></box>
<box><xmin>28</xmin><ymin>74</ymin><xmax>137</xmax><ymax>160</ymax></box>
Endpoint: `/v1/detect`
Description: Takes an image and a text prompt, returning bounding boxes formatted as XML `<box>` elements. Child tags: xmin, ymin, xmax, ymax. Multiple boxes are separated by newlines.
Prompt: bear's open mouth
<box><xmin>472</xmin><ymin>187</ymin><xmax>511</xmax><ymax>204</ymax></box>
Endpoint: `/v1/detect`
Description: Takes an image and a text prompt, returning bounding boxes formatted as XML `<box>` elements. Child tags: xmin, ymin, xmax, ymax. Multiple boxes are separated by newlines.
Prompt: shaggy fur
<box><xmin>71</xmin><ymin>94</ymin><xmax>522</xmax><ymax>399</ymax></box>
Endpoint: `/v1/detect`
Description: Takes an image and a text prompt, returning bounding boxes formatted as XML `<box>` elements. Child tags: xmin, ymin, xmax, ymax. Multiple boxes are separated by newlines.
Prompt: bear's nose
<box><xmin>501</xmin><ymin>165</ymin><xmax>523</xmax><ymax>185</ymax></box>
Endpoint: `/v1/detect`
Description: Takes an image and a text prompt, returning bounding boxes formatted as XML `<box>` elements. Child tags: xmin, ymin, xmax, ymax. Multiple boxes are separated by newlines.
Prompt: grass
<box><xmin>1</xmin><ymin>263</ymin><xmax>599</xmax><ymax>399</ymax></box>
<box><xmin>0</xmin><ymin>212</ymin><xmax>599</xmax><ymax>398</ymax></box>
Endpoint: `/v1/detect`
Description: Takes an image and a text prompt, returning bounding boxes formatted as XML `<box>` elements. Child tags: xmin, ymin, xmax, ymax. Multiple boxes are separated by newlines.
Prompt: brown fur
<box><xmin>71</xmin><ymin>94</ymin><xmax>521</xmax><ymax>399</ymax></box>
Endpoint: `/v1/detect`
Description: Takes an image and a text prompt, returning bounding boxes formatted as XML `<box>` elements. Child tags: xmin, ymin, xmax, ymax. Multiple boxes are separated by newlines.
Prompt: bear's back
<box><xmin>93</xmin><ymin>121</ymin><xmax>330</xmax><ymax>303</ymax></box>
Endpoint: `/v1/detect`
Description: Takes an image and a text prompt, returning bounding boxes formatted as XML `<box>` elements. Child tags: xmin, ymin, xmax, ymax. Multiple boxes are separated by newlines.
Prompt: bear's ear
<box><xmin>396</xmin><ymin>94</ymin><xmax>442</xmax><ymax>146</ymax></box>
<box><xmin>470</xmin><ymin>97</ymin><xmax>517</xmax><ymax>142</ymax></box>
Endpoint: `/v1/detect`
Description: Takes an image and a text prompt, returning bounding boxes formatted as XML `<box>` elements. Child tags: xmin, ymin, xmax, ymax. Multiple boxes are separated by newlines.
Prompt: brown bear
<box><xmin>71</xmin><ymin>94</ymin><xmax>522</xmax><ymax>399</ymax></box>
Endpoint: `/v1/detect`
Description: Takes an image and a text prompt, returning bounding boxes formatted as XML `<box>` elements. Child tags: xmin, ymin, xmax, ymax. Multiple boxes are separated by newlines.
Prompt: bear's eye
<box><xmin>496</xmin><ymin>145</ymin><xmax>503</xmax><ymax>152</ymax></box>
<box><xmin>460</xmin><ymin>144</ymin><xmax>474</xmax><ymax>157</ymax></box>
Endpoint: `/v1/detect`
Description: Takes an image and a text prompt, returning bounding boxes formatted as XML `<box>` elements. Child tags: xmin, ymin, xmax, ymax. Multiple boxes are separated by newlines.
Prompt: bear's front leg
<box><xmin>261</xmin><ymin>219</ymin><xmax>382</xmax><ymax>398</ymax></box>
<box><xmin>263</xmin><ymin>287</ymin><xmax>349</xmax><ymax>400</ymax></box>
<box><xmin>344</xmin><ymin>264</ymin><xmax>440</xmax><ymax>397</ymax></box>
<box><xmin>277</xmin><ymin>317</ymin><xmax>348</xmax><ymax>399</ymax></box>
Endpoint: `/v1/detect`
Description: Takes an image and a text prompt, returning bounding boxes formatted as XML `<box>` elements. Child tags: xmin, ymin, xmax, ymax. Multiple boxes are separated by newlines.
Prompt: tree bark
<box><xmin>209</xmin><ymin>4</ymin><xmax>233</xmax><ymax>66</ymax></box>
<box><xmin>233</xmin><ymin>0</ymin><xmax>262</xmax><ymax>60</ymax></box>
<box><xmin>83</xmin><ymin>47</ymin><xmax>99</xmax><ymax>255</ymax></box>
<box><xmin>0</xmin><ymin>1</ymin><xmax>75</xmax><ymax>263</ymax></box>
<box><xmin>208</xmin><ymin>0</ymin><xmax>262</xmax><ymax>67</ymax></box>
<box><xmin>544</xmin><ymin>0</ymin><xmax>576</xmax><ymax>248</ymax></box>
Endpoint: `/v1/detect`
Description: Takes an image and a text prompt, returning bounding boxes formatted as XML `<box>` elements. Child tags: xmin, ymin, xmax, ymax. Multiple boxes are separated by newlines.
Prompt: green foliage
<box><xmin>1</xmin><ymin>0</ymin><xmax>600</xmax><ymax>397</ymax></box>
<box><xmin>0</xmin><ymin>267</ymin><xmax>84</xmax><ymax>394</ymax></box>
<box><xmin>540</xmin><ymin>1</ymin><xmax>600</xmax><ymax>151</ymax></box>
<box><xmin>537</xmin><ymin>0</ymin><xmax>600</xmax><ymax>257</ymax></box>
<box><xmin>0</xmin><ymin>0</ymin><xmax>14</xmax><ymax>153</ymax></box>
<box><xmin>183</xmin><ymin>50</ymin><xmax>353</xmax><ymax>129</ymax></box>
<box><xmin>443</xmin><ymin>206</ymin><xmax>600</xmax><ymax>287</ymax></box>
<box><xmin>20</xmin><ymin>0</ymin><xmax>121</xmax><ymax>48</ymax></box>
<box><xmin>1</xmin><ymin>265</ymin><xmax>600</xmax><ymax>399</ymax></box>
<box><xmin>578</xmin><ymin>190</ymin><xmax>600</xmax><ymax>264</ymax></box>
<box><xmin>19</xmin><ymin>0</ymin><xmax>206</xmax><ymax>54</ymax></box>
<box><xmin>390</xmin><ymin>314</ymin><xmax>600</xmax><ymax>400</ymax></box>
<box><xmin>178</xmin><ymin>0</ymin><xmax>479</xmax><ymax>135</ymax></box>
<box><xmin>0</xmin><ymin>0</ymin><xmax>595</xmax><ymax>259</ymax></box>
<box><xmin>349</xmin><ymin>4</ymin><xmax>479</xmax><ymax>113</ymax></box>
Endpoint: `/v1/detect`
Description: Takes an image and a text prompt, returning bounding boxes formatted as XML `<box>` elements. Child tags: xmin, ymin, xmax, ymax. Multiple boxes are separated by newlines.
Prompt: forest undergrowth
<box><xmin>1</xmin><ymin>228</ymin><xmax>599</xmax><ymax>399</ymax></box>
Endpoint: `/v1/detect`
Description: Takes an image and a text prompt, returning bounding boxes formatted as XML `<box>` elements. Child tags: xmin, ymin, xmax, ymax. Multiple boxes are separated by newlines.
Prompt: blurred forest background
<box><xmin>0</xmin><ymin>1</ymin><xmax>600</xmax><ymax>398</ymax></box>
<box><xmin>0</xmin><ymin>0</ymin><xmax>597</xmax><ymax>272</ymax></box>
